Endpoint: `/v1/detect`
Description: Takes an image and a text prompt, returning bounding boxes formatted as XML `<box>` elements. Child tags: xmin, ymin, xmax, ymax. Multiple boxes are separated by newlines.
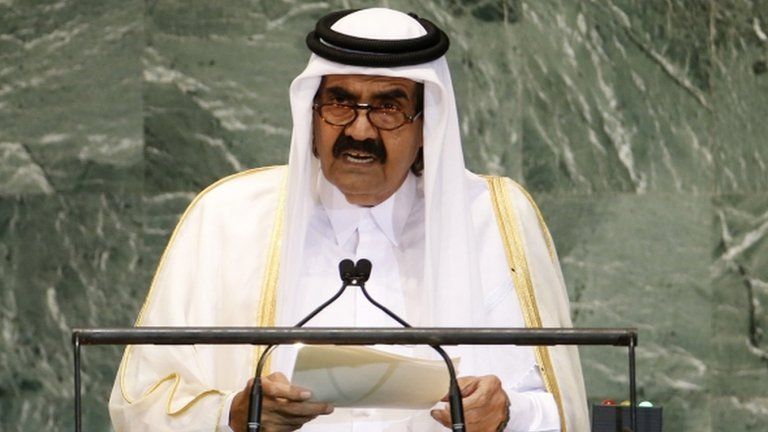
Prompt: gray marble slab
<box><xmin>539</xmin><ymin>192</ymin><xmax>713</xmax><ymax>431</ymax></box>
<box><xmin>0</xmin><ymin>192</ymin><xmax>147</xmax><ymax>430</ymax></box>
<box><xmin>711</xmin><ymin>194</ymin><xmax>768</xmax><ymax>431</ymax></box>
<box><xmin>0</xmin><ymin>0</ymin><xmax>144</xmax><ymax>195</ymax></box>
<box><xmin>711</xmin><ymin>47</ymin><xmax>768</xmax><ymax>193</ymax></box>
<box><xmin>519</xmin><ymin>0</ymin><xmax>717</xmax><ymax>194</ymax></box>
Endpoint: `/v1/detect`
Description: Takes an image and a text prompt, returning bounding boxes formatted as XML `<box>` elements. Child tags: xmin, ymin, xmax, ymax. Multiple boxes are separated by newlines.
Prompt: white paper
<box><xmin>291</xmin><ymin>345</ymin><xmax>460</xmax><ymax>409</ymax></box>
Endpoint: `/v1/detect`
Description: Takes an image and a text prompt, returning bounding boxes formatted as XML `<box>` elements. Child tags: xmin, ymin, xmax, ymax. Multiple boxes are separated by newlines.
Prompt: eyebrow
<box><xmin>372</xmin><ymin>88</ymin><xmax>409</xmax><ymax>101</ymax></box>
<box><xmin>322</xmin><ymin>86</ymin><xmax>410</xmax><ymax>102</ymax></box>
<box><xmin>324</xmin><ymin>86</ymin><xmax>356</xmax><ymax>100</ymax></box>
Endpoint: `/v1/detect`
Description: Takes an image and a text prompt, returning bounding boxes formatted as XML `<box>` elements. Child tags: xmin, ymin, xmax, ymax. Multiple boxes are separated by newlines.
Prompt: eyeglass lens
<box><xmin>319</xmin><ymin>104</ymin><xmax>406</xmax><ymax>130</ymax></box>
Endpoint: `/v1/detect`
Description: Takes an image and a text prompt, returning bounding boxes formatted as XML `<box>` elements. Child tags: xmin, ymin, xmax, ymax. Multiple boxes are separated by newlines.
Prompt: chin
<box><xmin>339</xmin><ymin>188</ymin><xmax>376</xmax><ymax>201</ymax></box>
<box><xmin>332</xmin><ymin>176</ymin><xmax>380</xmax><ymax>195</ymax></box>
<box><xmin>336</xmin><ymin>186</ymin><xmax>383</xmax><ymax>206</ymax></box>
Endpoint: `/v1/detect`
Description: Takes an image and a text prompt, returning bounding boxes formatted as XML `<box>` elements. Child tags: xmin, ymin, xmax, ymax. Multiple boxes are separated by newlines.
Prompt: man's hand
<box><xmin>228</xmin><ymin>372</ymin><xmax>334</xmax><ymax>432</ymax></box>
<box><xmin>431</xmin><ymin>375</ymin><xmax>510</xmax><ymax>432</ymax></box>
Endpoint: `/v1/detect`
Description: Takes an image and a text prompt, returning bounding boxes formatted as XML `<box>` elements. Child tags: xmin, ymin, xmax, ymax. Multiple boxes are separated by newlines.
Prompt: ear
<box><xmin>312</xmin><ymin>136</ymin><xmax>319</xmax><ymax>158</ymax></box>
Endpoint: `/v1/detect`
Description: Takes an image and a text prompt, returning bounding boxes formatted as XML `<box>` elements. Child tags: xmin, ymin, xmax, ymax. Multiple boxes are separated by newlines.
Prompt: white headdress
<box><xmin>276</xmin><ymin>8</ymin><xmax>484</xmax><ymax>330</ymax></box>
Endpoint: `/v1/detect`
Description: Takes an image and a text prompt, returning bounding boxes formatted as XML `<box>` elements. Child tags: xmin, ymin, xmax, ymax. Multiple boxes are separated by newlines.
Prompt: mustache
<box><xmin>332</xmin><ymin>134</ymin><xmax>387</xmax><ymax>163</ymax></box>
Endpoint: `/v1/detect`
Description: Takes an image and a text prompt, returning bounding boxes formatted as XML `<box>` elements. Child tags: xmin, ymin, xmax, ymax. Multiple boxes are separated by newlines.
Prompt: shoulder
<box><xmin>471</xmin><ymin>173</ymin><xmax>534</xmax><ymax>204</ymax></box>
<box><xmin>190</xmin><ymin>165</ymin><xmax>287</xmax><ymax>211</ymax></box>
<box><xmin>473</xmin><ymin>172</ymin><xmax>558</xmax><ymax>260</ymax></box>
<box><xmin>470</xmin><ymin>173</ymin><xmax>548</xmax><ymax>221</ymax></box>
<box><xmin>169</xmin><ymin>165</ymin><xmax>286</xmax><ymax>232</ymax></box>
<box><xmin>467</xmin><ymin>171</ymin><xmax>556</xmax><ymax>249</ymax></box>
<box><xmin>465</xmin><ymin>172</ymin><xmax>542</xmax><ymax>213</ymax></box>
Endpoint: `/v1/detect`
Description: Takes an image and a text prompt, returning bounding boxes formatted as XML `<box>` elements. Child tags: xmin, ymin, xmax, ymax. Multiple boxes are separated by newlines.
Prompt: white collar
<box><xmin>318</xmin><ymin>172</ymin><xmax>417</xmax><ymax>248</ymax></box>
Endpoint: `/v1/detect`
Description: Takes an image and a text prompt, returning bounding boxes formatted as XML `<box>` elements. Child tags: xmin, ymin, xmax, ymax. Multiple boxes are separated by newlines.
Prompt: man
<box><xmin>110</xmin><ymin>8</ymin><xmax>588</xmax><ymax>432</ymax></box>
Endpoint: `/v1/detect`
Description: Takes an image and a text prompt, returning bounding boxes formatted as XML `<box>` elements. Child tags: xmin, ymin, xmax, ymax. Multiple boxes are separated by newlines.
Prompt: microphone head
<box><xmin>338</xmin><ymin>259</ymin><xmax>355</xmax><ymax>283</ymax></box>
<box><xmin>355</xmin><ymin>259</ymin><xmax>372</xmax><ymax>282</ymax></box>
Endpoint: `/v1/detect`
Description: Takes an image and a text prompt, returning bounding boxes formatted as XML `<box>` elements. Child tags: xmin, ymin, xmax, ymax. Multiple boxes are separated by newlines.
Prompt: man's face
<box><xmin>312</xmin><ymin>74</ymin><xmax>423</xmax><ymax>206</ymax></box>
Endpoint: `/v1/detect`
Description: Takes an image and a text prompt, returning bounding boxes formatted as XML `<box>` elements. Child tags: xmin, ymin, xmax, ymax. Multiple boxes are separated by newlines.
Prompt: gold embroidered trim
<box><xmin>485</xmin><ymin>176</ymin><xmax>567</xmax><ymax>432</ymax></box>
<box><xmin>118</xmin><ymin>165</ymin><xmax>285</xmax><ymax>413</ymax></box>
<box><xmin>514</xmin><ymin>185</ymin><xmax>557</xmax><ymax>262</ymax></box>
<box><xmin>120</xmin><ymin>370</ymin><xmax>223</xmax><ymax>416</ymax></box>
<box><xmin>251</xmin><ymin>168</ymin><xmax>288</xmax><ymax>376</ymax></box>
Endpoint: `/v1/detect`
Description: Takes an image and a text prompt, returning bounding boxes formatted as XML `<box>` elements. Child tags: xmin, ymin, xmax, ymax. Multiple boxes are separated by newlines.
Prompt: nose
<box><xmin>344</xmin><ymin>106</ymin><xmax>379</xmax><ymax>141</ymax></box>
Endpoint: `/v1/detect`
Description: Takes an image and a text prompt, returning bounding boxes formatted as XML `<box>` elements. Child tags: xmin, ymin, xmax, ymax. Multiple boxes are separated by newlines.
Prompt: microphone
<box><xmin>247</xmin><ymin>258</ymin><xmax>362</xmax><ymax>431</ymax></box>
<box><xmin>346</xmin><ymin>259</ymin><xmax>465</xmax><ymax>432</ymax></box>
<box><xmin>247</xmin><ymin>258</ymin><xmax>465</xmax><ymax>432</ymax></box>
<box><xmin>355</xmin><ymin>259</ymin><xmax>372</xmax><ymax>282</ymax></box>
<box><xmin>339</xmin><ymin>258</ymin><xmax>371</xmax><ymax>285</ymax></box>
<box><xmin>338</xmin><ymin>259</ymin><xmax>356</xmax><ymax>284</ymax></box>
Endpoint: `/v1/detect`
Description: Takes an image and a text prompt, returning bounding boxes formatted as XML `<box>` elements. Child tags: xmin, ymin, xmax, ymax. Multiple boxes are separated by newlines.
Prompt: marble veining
<box><xmin>0</xmin><ymin>1</ymin><xmax>766</xmax><ymax>430</ymax></box>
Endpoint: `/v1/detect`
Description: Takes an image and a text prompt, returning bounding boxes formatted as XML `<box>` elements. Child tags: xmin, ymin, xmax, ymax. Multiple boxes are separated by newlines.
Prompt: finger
<box><xmin>459</xmin><ymin>377</ymin><xmax>480</xmax><ymax>397</ymax></box>
<box><xmin>433</xmin><ymin>401</ymin><xmax>495</xmax><ymax>432</ymax></box>
<box><xmin>461</xmin><ymin>376</ymin><xmax>501</xmax><ymax>410</ymax></box>
<box><xmin>267</xmin><ymin>372</ymin><xmax>290</xmax><ymax>384</ymax></box>
<box><xmin>261</xmin><ymin>412</ymin><xmax>318</xmax><ymax>428</ymax></box>
<box><xmin>262</xmin><ymin>376</ymin><xmax>313</xmax><ymax>402</ymax></box>
<box><xmin>261</xmin><ymin>401</ymin><xmax>333</xmax><ymax>431</ymax></box>
<box><xmin>260</xmin><ymin>414</ymin><xmax>321</xmax><ymax>432</ymax></box>
<box><xmin>265</xmin><ymin>397</ymin><xmax>334</xmax><ymax>418</ymax></box>
<box><xmin>440</xmin><ymin>376</ymin><xmax>480</xmax><ymax>402</ymax></box>
<box><xmin>430</xmin><ymin>407</ymin><xmax>451</xmax><ymax>428</ymax></box>
<box><xmin>463</xmin><ymin>379</ymin><xmax>508</xmax><ymax>429</ymax></box>
<box><xmin>262</xmin><ymin>408</ymin><xmax>321</xmax><ymax>427</ymax></box>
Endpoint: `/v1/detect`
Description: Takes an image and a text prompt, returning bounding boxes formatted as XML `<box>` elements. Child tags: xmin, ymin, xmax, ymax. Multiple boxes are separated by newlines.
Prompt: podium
<box><xmin>72</xmin><ymin>327</ymin><xmax>638</xmax><ymax>431</ymax></box>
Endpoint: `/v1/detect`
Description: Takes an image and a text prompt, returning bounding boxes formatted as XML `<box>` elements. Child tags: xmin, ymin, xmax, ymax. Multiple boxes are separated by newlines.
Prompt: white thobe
<box><xmin>218</xmin><ymin>173</ymin><xmax>560</xmax><ymax>431</ymax></box>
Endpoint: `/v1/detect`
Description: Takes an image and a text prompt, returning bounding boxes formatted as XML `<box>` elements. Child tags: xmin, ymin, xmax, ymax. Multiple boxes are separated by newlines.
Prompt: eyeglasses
<box><xmin>313</xmin><ymin>102</ymin><xmax>422</xmax><ymax>131</ymax></box>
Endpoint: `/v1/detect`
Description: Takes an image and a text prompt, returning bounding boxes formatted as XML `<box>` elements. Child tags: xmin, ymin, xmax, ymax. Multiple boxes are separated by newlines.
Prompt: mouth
<box><xmin>341</xmin><ymin>150</ymin><xmax>377</xmax><ymax>164</ymax></box>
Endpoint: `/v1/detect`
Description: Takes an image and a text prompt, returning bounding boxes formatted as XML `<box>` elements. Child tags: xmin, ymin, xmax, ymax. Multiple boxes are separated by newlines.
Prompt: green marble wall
<box><xmin>0</xmin><ymin>1</ymin><xmax>765</xmax><ymax>430</ymax></box>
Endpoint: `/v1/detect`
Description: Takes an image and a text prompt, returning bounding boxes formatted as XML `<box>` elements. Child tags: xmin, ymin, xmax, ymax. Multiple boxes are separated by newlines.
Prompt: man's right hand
<box><xmin>229</xmin><ymin>372</ymin><xmax>334</xmax><ymax>432</ymax></box>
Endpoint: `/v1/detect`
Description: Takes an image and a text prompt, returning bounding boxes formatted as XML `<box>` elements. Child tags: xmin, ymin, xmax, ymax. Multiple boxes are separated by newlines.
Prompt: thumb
<box><xmin>440</xmin><ymin>378</ymin><xmax>479</xmax><ymax>402</ymax></box>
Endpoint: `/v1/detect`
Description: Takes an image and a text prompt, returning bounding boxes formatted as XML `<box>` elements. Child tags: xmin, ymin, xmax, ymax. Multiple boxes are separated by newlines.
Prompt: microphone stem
<box><xmin>359</xmin><ymin>283</ymin><xmax>465</xmax><ymax>431</ymax></box>
<box><xmin>295</xmin><ymin>282</ymin><xmax>350</xmax><ymax>327</ymax></box>
<box><xmin>246</xmin><ymin>261</ymin><xmax>467</xmax><ymax>432</ymax></box>
<box><xmin>246</xmin><ymin>376</ymin><xmax>263</xmax><ymax>432</ymax></box>
<box><xmin>359</xmin><ymin>284</ymin><xmax>411</xmax><ymax>328</ymax></box>
<box><xmin>247</xmin><ymin>282</ymin><xmax>349</xmax><ymax>431</ymax></box>
<box><xmin>431</xmin><ymin>345</ymin><xmax>466</xmax><ymax>432</ymax></box>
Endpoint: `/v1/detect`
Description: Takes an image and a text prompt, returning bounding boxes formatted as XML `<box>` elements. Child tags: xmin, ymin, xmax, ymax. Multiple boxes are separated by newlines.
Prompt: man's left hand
<box><xmin>430</xmin><ymin>375</ymin><xmax>510</xmax><ymax>432</ymax></box>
